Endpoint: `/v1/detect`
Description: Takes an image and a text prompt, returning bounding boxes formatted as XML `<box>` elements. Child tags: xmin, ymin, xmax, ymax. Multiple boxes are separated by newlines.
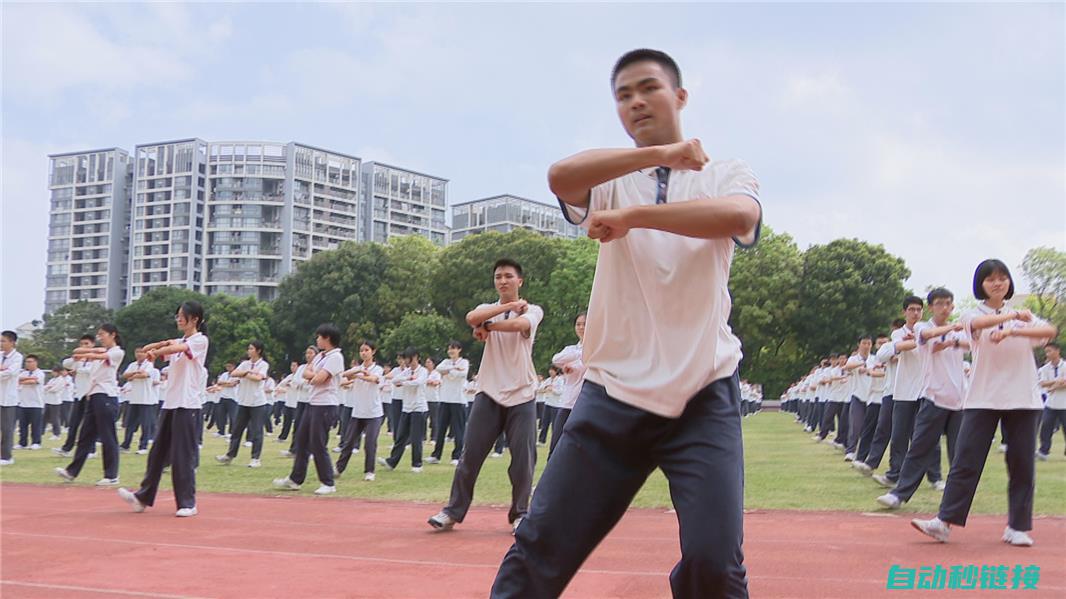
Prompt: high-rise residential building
<box><xmin>127</xmin><ymin>138</ymin><xmax>210</xmax><ymax>303</ymax></box>
<box><xmin>450</xmin><ymin>194</ymin><xmax>581</xmax><ymax>242</ymax></box>
<box><xmin>44</xmin><ymin>148</ymin><xmax>132</xmax><ymax>314</ymax></box>
<box><xmin>362</xmin><ymin>162</ymin><xmax>449</xmax><ymax>246</ymax></box>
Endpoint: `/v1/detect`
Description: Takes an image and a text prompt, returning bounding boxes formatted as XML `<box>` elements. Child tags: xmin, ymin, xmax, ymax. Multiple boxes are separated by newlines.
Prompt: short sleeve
<box><xmin>107</xmin><ymin>347</ymin><xmax>125</xmax><ymax>367</ymax></box>
<box><xmin>256</xmin><ymin>361</ymin><xmax>270</xmax><ymax>376</ymax></box>
<box><xmin>717</xmin><ymin>160</ymin><xmax>762</xmax><ymax>248</ymax></box>
<box><xmin>124</xmin><ymin>363</ymin><xmax>137</xmax><ymax>375</ymax></box>
<box><xmin>959</xmin><ymin>310</ymin><xmax>978</xmax><ymax>339</ymax></box>
<box><xmin>325</xmin><ymin>353</ymin><xmax>344</xmax><ymax>376</ymax></box>
<box><xmin>558</xmin><ymin>179</ymin><xmax>614</xmax><ymax>228</ymax></box>
<box><xmin>187</xmin><ymin>335</ymin><xmax>209</xmax><ymax>366</ymax></box>
<box><xmin>522</xmin><ymin>305</ymin><xmax>544</xmax><ymax>335</ymax></box>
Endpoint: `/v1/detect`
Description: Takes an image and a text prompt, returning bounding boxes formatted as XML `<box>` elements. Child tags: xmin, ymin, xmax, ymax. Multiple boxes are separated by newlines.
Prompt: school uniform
<box><xmin>937</xmin><ymin>304</ymin><xmax>1049</xmax><ymax>532</ymax></box>
<box><xmin>387</xmin><ymin>364</ymin><xmax>430</xmax><ymax>468</ymax></box>
<box><xmin>65</xmin><ymin>346</ymin><xmax>125</xmax><ymax>480</ymax></box>
<box><xmin>884</xmin><ymin>325</ymin><xmax>942</xmax><ymax>484</ymax></box>
<box><xmin>426</xmin><ymin>369</ymin><xmax>442</xmax><ymax>442</ymax></box>
<box><xmin>549</xmin><ymin>343</ymin><xmax>584</xmax><ymax>458</ymax></box>
<box><xmin>224</xmin><ymin>358</ymin><xmax>270</xmax><ymax>460</ymax></box>
<box><xmin>276</xmin><ymin>374</ymin><xmax>298</xmax><ymax>441</ymax></box>
<box><xmin>262</xmin><ymin>378</ymin><xmax>276</xmax><ymax>434</ymax></box>
<box><xmin>539</xmin><ymin>376</ymin><xmax>564</xmax><ymax>445</ymax></box>
<box><xmin>216</xmin><ymin>371</ymin><xmax>238</xmax><ymax>436</ymax></box>
<box><xmin>59</xmin><ymin>373</ymin><xmax>74</xmax><ymax>428</ymax></box>
<box><xmin>855</xmin><ymin>355</ymin><xmax>886</xmax><ymax>463</ymax></box>
<box><xmin>17</xmin><ymin>368</ymin><xmax>46</xmax><ymax>447</ymax></box>
<box><xmin>1037</xmin><ymin>359</ymin><xmax>1066</xmax><ymax>456</ymax></box>
<box><xmin>336</xmin><ymin>376</ymin><xmax>356</xmax><ymax>450</ymax></box>
<box><xmin>845</xmin><ymin>354</ymin><xmax>871</xmax><ymax>454</ymax></box>
<box><xmin>1</xmin><ymin>349</ymin><xmax>25</xmax><ymax>461</ymax></box>
<box><xmin>43</xmin><ymin>375</ymin><xmax>69</xmax><ymax>437</ymax></box>
<box><xmin>494</xmin><ymin>159</ymin><xmax>758</xmax><ymax>598</ymax></box>
<box><xmin>121</xmin><ymin>359</ymin><xmax>160</xmax><ymax>451</ymax></box>
<box><xmin>288</xmin><ymin>348</ymin><xmax>344</xmax><ymax>487</ymax></box>
<box><xmin>817</xmin><ymin>366</ymin><xmax>847</xmax><ymax>442</ymax></box>
<box><xmin>889</xmin><ymin>323</ymin><xmax>967</xmax><ymax>502</ymax></box>
<box><xmin>535</xmin><ymin>379</ymin><xmax>547</xmax><ymax>427</ymax></box>
<box><xmin>431</xmin><ymin>358</ymin><xmax>470</xmax><ymax>462</ymax></box>
<box><xmin>203</xmin><ymin>385</ymin><xmax>220</xmax><ymax>430</ymax></box>
<box><xmin>133</xmin><ymin>332</ymin><xmax>209</xmax><ymax>510</ymax></box>
<box><xmin>443</xmin><ymin>301</ymin><xmax>543</xmax><ymax>525</ymax></box>
<box><xmin>337</xmin><ymin>362</ymin><xmax>385</xmax><ymax>476</ymax></box>
<box><xmin>288</xmin><ymin>366</ymin><xmax>311</xmax><ymax>452</ymax></box>
<box><xmin>388</xmin><ymin>366</ymin><xmax>408</xmax><ymax>438</ymax></box>
<box><xmin>59</xmin><ymin>357</ymin><xmax>92</xmax><ymax>453</ymax></box>
<box><xmin>862</xmin><ymin>340</ymin><xmax>901</xmax><ymax>469</ymax></box>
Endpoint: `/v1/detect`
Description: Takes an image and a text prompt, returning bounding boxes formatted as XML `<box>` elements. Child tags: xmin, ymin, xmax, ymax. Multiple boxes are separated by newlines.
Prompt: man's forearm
<box><xmin>621</xmin><ymin>195</ymin><xmax>760</xmax><ymax>240</ymax></box>
<box><xmin>549</xmin><ymin>146</ymin><xmax>664</xmax><ymax>206</ymax></box>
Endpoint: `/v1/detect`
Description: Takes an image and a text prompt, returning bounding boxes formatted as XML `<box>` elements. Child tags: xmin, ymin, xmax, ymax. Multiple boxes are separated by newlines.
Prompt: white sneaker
<box><xmin>176</xmin><ymin>507</ymin><xmax>198</xmax><ymax>517</ymax></box>
<box><xmin>852</xmin><ymin>461</ymin><xmax>873</xmax><ymax>475</ymax></box>
<box><xmin>1035</xmin><ymin>451</ymin><xmax>1049</xmax><ymax>461</ymax></box>
<box><xmin>136</xmin><ymin>449</ymin><xmax>148</xmax><ymax>455</ymax></box>
<box><xmin>314</xmin><ymin>485</ymin><xmax>336</xmax><ymax>495</ymax></box>
<box><xmin>243</xmin><ymin>441</ymin><xmax>252</xmax><ymax>447</ymax></box>
<box><xmin>279</xmin><ymin>450</ymin><xmax>293</xmax><ymax>457</ymax></box>
<box><xmin>95</xmin><ymin>478</ymin><xmax>120</xmax><ymax>487</ymax></box>
<box><xmin>832</xmin><ymin>442</ymin><xmax>845</xmax><ymax>450</ymax></box>
<box><xmin>215</xmin><ymin>454</ymin><xmax>233</xmax><ymax>464</ymax></box>
<box><xmin>0</xmin><ymin>459</ymin><xmax>13</xmax><ymax>466</ymax></box>
<box><xmin>212</xmin><ymin>432</ymin><xmax>225</xmax><ymax>438</ymax></box>
<box><xmin>87</xmin><ymin>452</ymin><xmax>96</xmax><ymax>459</ymax></box>
<box><xmin>450</xmin><ymin>459</ymin><xmax>460</xmax><ymax>466</ymax></box>
<box><xmin>811</xmin><ymin>434</ymin><xmax>822</xmax><ymax>441</ymax></box>
<box><xmin>378</xmin><ymin>457</ymin><xmax>394</xmax><ymax>471</ymax></box>
<box><xmin>353</xmin><ymin>448</ymin><xmax>360</xmax><ymax>454</ymax></box>
<box><xmin>490</xmin><ymin>452</ymin><xmax>504</xmax><ymax>458</ymax></box>
<box><xmin>872</xmin><ymin>474</ymin><xmax>896</xmax><ymax>488</ymax></box>
<box><xmin>52</xmin><ymin>447</ymin><xmax>71</xmax><ymax>457</ymax></box>
<box><xmin>247</xmin><ymin>459</ymin><xmax>262</xmax><ymax>468</ymax></box>
<box><xmin>118</xmin><ymin>488</ymin><xmax>146</xmax><ymax>513</ymax></box>
<box><xmin>930</xmin><ymin>480</ymin><xmax>946</xmax><ymax>492</ymax></box>
<box><xmin>911</xmin><ymin>517</ymin><xmax>950</xmax><ymax>543</ymax></box>
<box><xmin>273</xmin><ymin>477</ymin><xmax>301</xmax><ymax>491</ymax></box>
<box><xmin>363</xmin><ymin>472</ymin><xmax>376</xmax><ymax>481</ymax></box>
<box><xmin>55</xmin><ymin>467</ymin><xmax>75</xmax><ymax>482</ymax></box>
<box><xmin>29</xmin><ymin>443</ymin><xmax>41</xmax><ymax>450</ymax></box>
<box><xmin>425</xmin><ymin>457</ymin><xmax>440</xmax><ymax>464</ymax></box>
<box><xmin>1002</xmin><ymin>527</ymin><xmax>1034</xmax><ymax>546</ymax></box>
<box><xmin>876</xmin><ymin>493</ymin><xmax>902</xmax><ymax>509</ymax></box>
<box><xmin>998</xmin><ymin>443</ymin><xmax>1007</xmax><ymax>453</ymax></box>
<box><xmin>411</xmin><ymin>466</ymin><xmax>423</xmax><ymax>473</ymax></box>
<box><xmin>512</xmin><ymin>517</ymin><xmax>523</xmax><ymax>535</ymax></box>
<box><xmin>843</xmin><ymin>452</ymin><xmax>856</xmax><ymax>462</ymax></box>
<box><xmin>428</xmin><ymin>510</ymin><xmax>456</xmax><ymax>531</ymax></box>
<box><xmin>331</xmin><ymin>447</ymin><xmax>342</xmax><ymax>453</ymax></box>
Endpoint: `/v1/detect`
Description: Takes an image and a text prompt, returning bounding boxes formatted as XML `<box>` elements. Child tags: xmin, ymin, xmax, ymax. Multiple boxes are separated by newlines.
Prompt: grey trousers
<box><xmin>1</xmin><ymin>406</ymin><xmax>15</xmax><ymax>460</ymax></box>
<box><xmin>444</xmin><ymin>394</ymin><xmax>537</xmax><ymax>524</ymax></box>
<box><xmin>891</xmin><ymin>400</ymin><xmax>962</xmax><ymax>502</ymax></box>
<box><xmin>846</xmin><ymin>396</ymin><xmax>865</xmax><ymax>453</ymax></box>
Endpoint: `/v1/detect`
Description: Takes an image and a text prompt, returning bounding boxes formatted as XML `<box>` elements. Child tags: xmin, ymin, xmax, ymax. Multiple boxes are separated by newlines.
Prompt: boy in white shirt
<box><xmin>429</xmin><ymin>259</ymin><xmax>544</xmax><ymax>533</ymax></box>
<box><xmin>844</xmin><ymin>337</ymin><xmax>874</xmax><ymax>460</ymax></box>
<box><xmin>854</xmin><ymin>333</ymin><xmax>889</xmax><ymax>465</ymax></box>
<box><xmin>382</xmin><ymin>348</ymin><xmax>430</xmax><ymax>471</ymax></box>
<box><xmin>0</xmin><ymin>331</ymin><xmax>24</xmax><ymax>464</ymax></box>
<box><xmin>217</xmin><ymin>341</ymin><xmax>270</xmax><ymax>468</ymax></box>
<box><xmin>1037</xmin><ymin>342</ymin><xmax>1066</xmax><ymax>459</ymax></box>
<box><xmin>17</xmin><ymin>355</ymin><xmax>46</xmax><ymax>449</ymax></box>
<box><xmin>121</xmin><ymin>348</ymin><xmax>160</xmax><ymax>454</ymax></box>
<box><xmin>428</xmin><ymin>342</ymin><xmax>470</xmax><ymax>465</ymax></box>
<box><xmin>538</xmin><ymin>367</ymin><xmax>562</xmax><ymax>445</ymax></box>
<box><xmin>855</xmin><ymin>319</ymin><xmax>905</xmax><ymax>474</ymax></box>
<box><xmin>878</xmin><ymin>288</ymin><xmax>969</xmax><ymax>508</ymax></box>
<box><xmin>493</xmin><ymin>49</ymin><xmax>760</xmax><ymax>597</ymax></box>
<box><xmin>43</xmin><ymin>366</ymin><xmax>69</xmax><ymax>439</ymax></box>
<box><xmin>215</xmin><ymin>361</ymin><xmax>239</xmax><ymax>437</ymax></box>
<box><xmin>55</xmin><ymin>335</ymin><xmax>95</xmax><ymax>457</ymax></box>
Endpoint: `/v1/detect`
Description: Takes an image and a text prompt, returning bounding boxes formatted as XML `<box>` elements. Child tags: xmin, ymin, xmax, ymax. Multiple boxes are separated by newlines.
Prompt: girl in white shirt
<box><xmin>550</xmin><ymin>313</ymin><xmax>587</xmax><ymax>457</ymax></box>
<box><xmin>425</xmin><ymin>357</ymin><xmax>442</xmax><ymax>443</ymax></box>
<box><xmin>119</xmin><ymin>300</ymin><xmax>209</xmax><ymax>517</ymax></box>
<box><xmin>283</xmin><ymin>347</ymin><xmax>317</xmax><ymax>457</ymax></box>
<box><xmin>217</xmin><ymin>340</ymin><xmax>270</xmax><ymax>468</ymax></box>
<box><xmin>335</xmin><ymin>357</ymin><xmax>359</xmax><ymax>453</ymax></box>
<box><xmin>336</xmin><ymin>341</ymin><xmax>385</xmax><ymax>481</ymax></box>
<box><xmin>913</xmin><ymin>260</ymin><xmax>1057</xmax><ymax>547</ymax></box>
<box><xmin>429</xmin><ymin>342</ymin><xmax>470</xmax><ymax>465</ymax></box>
<box><xmin>538</xmin><ymin>367</ymin><xmax>561</xmax><ymax>445</ymax></box>
<box><xmin>43</xmin><ymin>366</ymin><xmax>69</xmax><ymax>440</ymax></box>
<box><xmin>56</xmin><ymin>324</ymin><xmax>125</xmax><ymax>486</ymax></box>
<box><xmin>383</xmin><ymin>347</ymin><xmax>429</xmax><ymax>472</ymax></box>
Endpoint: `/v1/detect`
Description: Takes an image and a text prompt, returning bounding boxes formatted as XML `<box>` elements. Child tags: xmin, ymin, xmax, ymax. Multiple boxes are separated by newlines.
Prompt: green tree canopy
<box><xmin>30</xmin><ymin>300</ymin><xmax>114</xmax><ymax>368</ymax></box>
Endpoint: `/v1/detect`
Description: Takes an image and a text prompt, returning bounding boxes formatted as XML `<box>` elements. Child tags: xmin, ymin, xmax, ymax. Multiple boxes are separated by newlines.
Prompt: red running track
<box><xmin>1</xmin><ymin>484</ymin><xmax>1063</xmax><ymax>598</ymax></box>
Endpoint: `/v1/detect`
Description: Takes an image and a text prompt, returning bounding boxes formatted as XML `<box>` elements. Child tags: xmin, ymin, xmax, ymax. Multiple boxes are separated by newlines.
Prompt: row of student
<box><xmin>780</xmin><ymin>259</ymin><xmax>1060</xmax><ymax>548</ymax></box>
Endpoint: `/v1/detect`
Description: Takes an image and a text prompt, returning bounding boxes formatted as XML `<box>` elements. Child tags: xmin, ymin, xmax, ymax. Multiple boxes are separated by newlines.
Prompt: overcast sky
<box><xmin>2</xmin><ymin>2</ymin><xmax>1063</xmax><ymax>327</ymax></box>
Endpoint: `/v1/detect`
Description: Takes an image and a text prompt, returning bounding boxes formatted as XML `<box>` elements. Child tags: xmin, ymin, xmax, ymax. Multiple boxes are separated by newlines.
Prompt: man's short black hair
<box><xmin>1045</xmin><ymin>341</ymin><xmax>1061</xmax><ymax>351</ymax></box>
<box><xmin>1</xmin><ymin>330</ymin><xmax>16</xmax><ymax>343</ymax></box>
<box><xmin>494</xmin><ymin>258</ymin><xmax>523</xmax><ymax>278</ymax></box>
<box><xmin>903</xmin><ymin>296</ymin><xmax>924</xmax><ymax>310</ymax></box>
<box><xmin>612</xmin><ymin>49</ymin><xmax>682</xmax><ymax>89</ymax></box>
<box><xmin>25</xmin><ymin>354</ymin><xmax>38</xmax><ymax>362</ymax></box>
<box><xmin>927</xmin><ymin>287</ymin><xmax>954</xmax><ymax>304</ymax></box>
<box><xmin>80</xmin><ymin>334</ymin><xmax>95</xmax><ymax>342</ymax></box>
<box><xmin>315</xmin><ymin>323</ymin><xmax>342</xmax><ymax>348</ymax></box>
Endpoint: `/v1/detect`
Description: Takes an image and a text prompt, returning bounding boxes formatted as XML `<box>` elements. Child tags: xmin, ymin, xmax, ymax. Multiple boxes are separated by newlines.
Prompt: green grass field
<box><xmin>2</xmin><ymin>412</ymin><xmax>1064</xmax><ymax>516</ymax></box>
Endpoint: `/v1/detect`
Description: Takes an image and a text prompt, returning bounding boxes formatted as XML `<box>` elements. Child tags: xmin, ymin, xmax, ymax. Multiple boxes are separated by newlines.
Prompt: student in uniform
<box><xmin>58</xmin><ymin>366</ymin><xmax>75</xmax><ymax>429</ymax></box>
<box><xmin>874</xmin><ymin>298</ymin><xmax>943</xmax><ymax>489</ymax></box>
<box><xmin>854</xmin><ymin>320</ymin><xmax>905</xmax><ymax>475</ymax></box>
<box><xmin>1036</xmin><ymin>342</ymin><xmax>1066</xmax><ymax>459</ymax></box>
<box><xmin>387</xmin><ymin>353</ymin><xmax>409</xmax><ymax>438</ymax></box>
<box><xmin>262</xmin><ymin>375</ymin><xmax>276</xmax><ymax>435</ymax></box>
<box><xmin>216</xmin><ymin>341</ymin><xmax>269</xmax><ymax>468</ymax></box>
<box><xmin>118</xmin><ymin>301</ymin><xmax>209</xmax><ymax>517</ymax></box>
<box><xmin>336</xmin><ymin>341</ymin><xmax>384</xmax><ymax>481</ymax></box>
<box><xmin>16</xmin><ymin>355</ymin><xmax>46</xmax><ymax>450</ymax></box>
<box><xmin>816</xmin><ymin>354</ymin><xmax>847</xmax><ymax>445</ymax></box>
<box><xmin>382</xmin><ymin>347</ymin><xmax>429</xmax><ymax>472</ymax></box>
<box><xmin>493</xmin><ymin>49</ymin><xmax>760</xmax><ymax>597</ymax></box>
<box><xmin>120</xmin><ymin>348</ymin><xmax>160</xmax><ymax>455</ymax></box>
<box><xmin>334</xmin><ymin>357</ymin><xmax>359</xmax><ymax>453</ymax></box>
<box><xmin>877</xmin><ymin>288</ymin><xmax>968</xmax><ymax>508</ymax></box>
<box><xmin>274</xmin><ymin>361</ymin><xmax>299</xmax><ymax>443</ymax></box>
<box><xmin>55</xmin><ymin>324</ymin><xmax>125</xmax><ymax>486</ymax></box>
<box><xmin>912</xmin><ymin>260</ymin><xmax>1056</xmax><ymax>546</ymax></box>
<box><xmin>55</xmin><ymin>335</ymin><xmax>95</xmax><ymax>458</ymax></box>
<box><xmin>550</xmin><ymin>312</ymin><xmax>587</xmax><ymax>458</ymax></box>
<box><xmin>854</xmin><ymin>334</ymin><xmax>889</xmax><ymax>465</ymax></box>
<box><xmin>843</xmin><ymin>337</ymin><xmax>873</xmax><ymax>460</ymax></box>
<box><xmin>538</xmin><ymin>367</ymin><xmax>562</xmax><ymax>446</ymax></box>
<box><xmin>0</xmin><ymin>331</ymin><xmax>24</xmax><ymax>465</ymax></box>
<box><xmin>425</xmin><ymin>357</ymin><xmax>442</xmax><ymax>442</ymax></box>
<box><xmin>428</xmin><ymin>341</ymin><xmax>470</xmax><ymax>465</ymax></box>
<box><xmin>274</xmin><ymin>324</ymin><xmax>344</xmax><ymax>494</ymax></box>
<box><xmin>215</xmin><ymin>362</ymin><xmax>239</xmax><ymax>437</ymax></box>
<box><xmin>282</xmin><ymin>347</ymin><xmax>317</xmax><ymax>457</ymax></box>
<box><xmin>428</xmin><ymin>259</ymin><xmax>544</xmax><ymax>533</ymax></box>
<box><xmin>43</xmin><ymin>366</ymin><xmax>69</xmax><ymax>440</ymax></box>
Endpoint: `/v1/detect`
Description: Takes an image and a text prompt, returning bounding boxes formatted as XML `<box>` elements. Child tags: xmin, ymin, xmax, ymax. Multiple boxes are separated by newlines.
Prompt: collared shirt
<box><xmin>351</xmin><ymin>363</ymin><xmax>385</xmax><ymax>419</ymax></box>
<box><xmin>307</xmin><ymin>348</ymin><xmax>345</xmax><ymax>406</ymax></box>
<box><xmin>961</xmin><ymin>303</ymin><xmax>1048</xmax><ymax>410</ymax></box>
<box><xmin>552</xmin><ymin>343</ymin><xmax>586</xmax><ymax>410</ymax></box>
<box><xmin>891</xmin><ymin>325</ymin><xmax>922</xmax><ymax>402</ymax></box>
<box><xmin>17</xmin><ymin>369</ymin><xmax>45</xmax><ymax>408</ymax></box>
<box><xmin>87</xmin><ymin>346</ymin><xmax>126</xmax><ymax>397</ymax></box>
<box><xmin>475</xmin><ymin>302</ymin><xmax>543</xmax><ymax>407</ymax></box>
<box><xmin>1038</xmin><ymin>359</ymin><xmax>1066</xmax><ymax>410</ymax></box>
<box><xmin>436</xmin><ymin>358</ymin><xmax>469</xmax><ymax>404</ymax></box>
<box><xmin>162</xmin><ymin>333</ymin><xmax>208</xmax><ymax>410</ymax></box>
<box><xmin>236</xmin><ymin>359</ymin><xmax>270</xmax><ymax>407</ymax></box>
<box><xmin>123</xmin><ymin>360</ymin><xmax>160</xmax><ymax>405</ymax></box>
<box><xmin>0</xmin><ymin>349</ymin><xmax>24</xmax><ymax>407</ymax></box>
<box><xmin>915</xmin><ymin>321</ymin><xmax>967</xmax><ymax>411</ymax></box>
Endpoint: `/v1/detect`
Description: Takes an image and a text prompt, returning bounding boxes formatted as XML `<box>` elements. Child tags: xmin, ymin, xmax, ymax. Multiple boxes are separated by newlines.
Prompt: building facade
<box><xmin>362</xmin><ymin>162</ymin><xmax>449</xmax><ymax>246</ymax></box>
<box><xmin>450</xmin><ymin>194</ymin><xmax>581</xmax><ymax>242</ymax></box>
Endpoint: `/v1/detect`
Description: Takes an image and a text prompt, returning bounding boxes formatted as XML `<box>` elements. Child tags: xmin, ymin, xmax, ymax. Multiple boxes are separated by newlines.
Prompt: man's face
<box><xmin>1047</xmin><ymin>347</ymin><xmax>1061</xmax><ymax>362</ymax></box>
<box><xmin>875</xmin><ymin>337</ymin><xmax>889</xmax><ymax>351</ymax></box>
<box><xmin>447</xmin><ymin>346</ymin><xmax>460</xmax><ymax>360</ymax></box>
<box><xmin>25</xmin><ymin>357</ymin><xmax>37</xmax><ymax>371</ymax></box>
<box><xmin>136</xmin><ymin>350</ymin><xmax>147</xmax><ymax>362</ymax></box>
<box><xmin>904</xmin><ymin>303</ymin><xmax>923</xmax><ymax>324</ymax></box>
<box><xmin>613</xmin><ymin>61</ymin><xmax>686</xmax><ymax>147</ymax></box>
<box><xmin>858</xmin><ymin>339</ymin><xmax>872</xmax><ymax>354</ymax></box>
<box><xmin>930</xmin><ymin>296</ymin><xmax>954</xmax><ymax>322</ymax></box>
<box><xmin>494</xmin><ymin>266</ymin><xmax>523</xmax><ymax>297</ymax></box>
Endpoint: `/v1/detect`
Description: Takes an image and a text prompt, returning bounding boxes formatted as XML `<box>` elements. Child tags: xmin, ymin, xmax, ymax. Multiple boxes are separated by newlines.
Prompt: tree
<box><xmin>535</xmin><ymin>236</ymin><xmax>598</xmax><ymax>372</ymax></box>
<box><xmin>1022</xmin><ymin>246</ymin><xmax>1066</xmax><ymax>338</ymax></box>
<box><xmin>271</xmin><ymin>241</ymin><xmax>388</xmax><ymax>359</ymax></box>
<box><xmin>793</xmin><ymin>238</ymin><xmax>911</xmax><ymax>360</ymax></box>
<box><xmin>205</xmin><ymin>295</ymin><xmax>282</xmax><ymax>378</ymax></box>
<box><xmin>31</xmin><ymin>301</ymin><xmax>114</xmax><ymax>366</ymax></box>
<box><xmin>728</xmin><ymin>227</ymin><xmax>805</xmax><ymax>398</ymax></box>
<box><xmin>379</xmin><ymin>313</ymin><xmax>465</xmax><ymax>364</ymax></box>
<box><xmin>371</xmin><ymin>235</ymin><xmax>440</xmax><ymax>327</ymax></box>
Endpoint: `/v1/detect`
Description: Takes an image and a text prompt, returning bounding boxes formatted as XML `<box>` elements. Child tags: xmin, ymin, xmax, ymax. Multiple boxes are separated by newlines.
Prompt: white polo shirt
<box><xmin>123</xmin><ymin>360</ymin><xmax>160</xmax><ymax>406</ymax></box>
<box><xmin>160</xmin><ymin>333</ymin><xmax>208</xmax><ymax>410</ymax></box>
<box><xmin>350</xmin><ymin>363</ymin><xmax>384</xmax><ymax>419</ymax></box>
<box><xmin>891</xmin><ymin>325</ymin><xmax>922</xmax><ymax>402</ymax></box>
<box><xmin>18</xmin><ymin>369</ymin><xmax>45</xmax><ymax>408</ymax></box>
<box><xmin>436</xmin><ymin>358</ymin><xmax>469</xmax><ymax>404</ymax></box>
<box><xmin>1039</xmin><ymin>359</ymin><xmax>1066</xmax><ymax>410</ymax></box>
<box><xmin>552</xmin><ymin>343</ymin><xmax>586</xmax><ymax>410</ymax></box>
<box><xmin>426</xmin><ymin>370</ymin><xmax>442</xmax><ymax>404</ymax></box>
<box><xmin>961</xmin><ymin>303</ymin><xmax>1048</xmax><ymax>410</ymax></box>
<box><xmin>306</xmin><ymin>349</ymin><xmax>344</xmax><ymax>407</ymax></box>
<box><xmin>292</xmin><ymin>365</ymin><xmax>311</xmax><ymax>404</ymax></box>
<box><xmin>849</xmin><ymin>353</ymin><xmax>873</xmax><ymax>403</ymax></box>
<box><xmin>400</xmin><ymin>365</ymin><xmax>429</xmax><ymax>413</ymax></box>
<box><xmin>915</xmin><ymin>321</ymin><xmax>967</xmax><ymax>411</ymax></box>
<box><xmin>87</xmin><ymin>346</ymin><xmax>125</xmax><ymax>397</ymax></box>
<box><xmin>475</xmin><ymin>302</ymin><xmax>543</xmax><ymax>407</ymax></box>
<box><xmin>218</xmin><ymin>371</ymin><xmax>237</xmax><ymax>400</ymax></box>
<box><xmin>1</xmin><ymin>350</ymin><xmax>25</xmax><ymax>407</ymax></box>
<box><xmin>44</xmin><ymin>375</ymin><xmax>67</xmax><ymax>406</ymax></box>
<box><xmin>236</xmin><ymin>359</ymin><xmax>270</xmax><ymax>407</ymax></box>
<box><xmin>867</xmin><ymin>355</ymin><xmax>886</xmax><ymax>404</ymax></box>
